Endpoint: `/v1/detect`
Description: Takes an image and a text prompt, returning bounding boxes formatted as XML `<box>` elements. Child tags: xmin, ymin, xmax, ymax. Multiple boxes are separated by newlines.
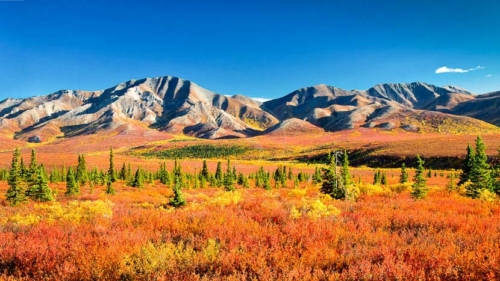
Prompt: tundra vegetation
<box><xmin>0</xmin><ymin>136</ymin><xmax>499</xmax><ymax>280</ymax></box>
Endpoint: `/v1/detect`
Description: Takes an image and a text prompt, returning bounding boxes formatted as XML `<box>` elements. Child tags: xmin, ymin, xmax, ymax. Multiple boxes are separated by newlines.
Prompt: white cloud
<box><xmin>252</xmin><ymin>97</ymin><xmax>271</xmax><ymax>102</ymax></box>
<box><xmin>435</xmin><ymin>65</ymin><xmax>484</xmax><ymax>74</ymax></box>
<box><xmin>487</xmin><ymin>74</ymin><xmax>493</xmax><ymax>78</ymax></box>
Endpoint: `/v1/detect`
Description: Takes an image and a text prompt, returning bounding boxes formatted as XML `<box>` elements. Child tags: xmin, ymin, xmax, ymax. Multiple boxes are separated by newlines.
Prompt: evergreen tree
<box><xmin>466</xmin><ymin>136</ymin><xmax>492</xmax><ymax>198</ymax></box>
<box><xmin>108</xmin><ymin>148</ymin><xmax>117</xmax><ymax>182</ymax></box>
<box><xmin>76</xmin><ymin>155</ymin><xmax>89</xmax><ymax>185</ymax></box>
<box><xmin>373</xmin><ymin>170</ymin><xmax>381</xmax><ymax>185</ymax></box>
<box><xmin>411</xmin><ymin>155</ymin><xmax>428</xmax><ymax>199</ymax></box>
<box><xmin>223</xmin><ymin>159</ymin><xmax>235</xmax><ymax>191</ymax></box>
<box><xmin>173</xmin><ymin>158</ymin><xmax>182</xmax><ymax>179</ymax></box>
<box><xmin>215</xmin><ymin>161</ymin><xmax>223</xmax><ymax>183</ymax></box>
<box><xmin>312</xmin><ymin>166</ymin><xmax>323</xmax><ymax>184</ymax></box>
<box><xmin>320</xmin><ymin>156</ymin><xmax>344</xmax><ymax>199</ymax></box>
<box><xmin>447</xmin><ymin>172</ymin><xmax>457</xmax><ymax>192</ymax></box>
<box><xmin>126</xmin><ymin>163</ymin><xmax>132</xmax><ymax>182</ymax></box>
<box><xmin>105</xmin><ymin>177</ymin><xmax>116</xmax><ymax>195</ymax></box>
<box><xmin>263</xmin><ymin>173</ymin><xmax>271</xmax><ymax>190</ymax></box>
<box><xmin>6</xmin><ymin>148</ymin><xmax>27</xmax><ymax>206</ymax></box>
<box><xmin>288</xmin><ymin>167</ymin><xmax>293</xmax><ymax>180</ymax></box>
<box><xmin>28</xmin><ymin>167</ymin><xmax>54</xmax><ymax>202</ymax></box>
<box><xmin>132</xmin><ymin>167</ymin><xmax>144</xmax><ymax>188</ymax></box>
<box><xmin>459</xmin><ymin>143</ymin><xmax>475</xmax><ymax>185</ymax></box>
<box><xmin>27</xmin><ymin>149</ymin><xmax>39</xmax><ymax>182</ymax></box>
<box><xmin>65</xmin><ymin>167</ymin><xmax>80</xmax><ymax>196</ymax></box>
<box><xmin>119</xmin><ymin>163</ymin><xmax>127</xmax><ymax>180</ymax></box>
<box><xmin>169</xmin><ymin>179</ymin><xmax>186</xmax><ymax>208</ymax></box>
<box><xmin>399</xmin><ymin>163</ymin><xmax>408</xmax><ymax>184</ymax></box>
<box><xmin>201</xmin><ymin>160</ymin><xmax>209</xmax><ymax>180</ymax></box>
<box><xmin>19</xmin><ymin>157</ymin><xmax>27</xmax><ymax>180</ymax></box>
<box><xmin>381</xmin><ymin>173</ymin><xmax>387</xmax><ymax>185</ymax></box>
<box><xmin>341</xmin><ymin>151</ymin><xmax>352</xmax><ymax>186</ymax></box>
<box><xmin>493</xmin><ymin>147</ymin><xmax>500</xmax><ymax>195</ymax></box>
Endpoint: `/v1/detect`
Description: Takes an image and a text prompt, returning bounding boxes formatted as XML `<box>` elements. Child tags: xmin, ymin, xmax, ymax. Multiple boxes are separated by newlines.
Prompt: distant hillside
<box><xmin>0</xmin><ymin>76</ymin><xmax>498</xmax><ymax>142</ymax></box>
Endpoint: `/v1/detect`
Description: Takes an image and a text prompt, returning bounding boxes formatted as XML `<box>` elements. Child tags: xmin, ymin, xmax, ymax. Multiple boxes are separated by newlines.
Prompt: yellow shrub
<box><xmin>290</xmin><ymin>199</ymin><xmax>340</xmax><ymax>220</ymax></box>
<box><xmin>359</xmin><ymin>184</ymin><xmax>388</xmax><ymax>195</ymax></box>
<box><xmin>122</xmin><ymin>240</ymin><xmax>197</xmax><ymax>279</ymax></box>
<box><xmin>479</xmin><ymin>189</ymin><xmax>498</xmax><ymax>203</ymax></box>
<box><xmin>209</xmin><ymin>191</ymin><xmax>242</xmax><ymax>207</ymax></box>
<box><xmin>7</xmin><ymin>213</ymin><xmax>41</xmax><ymax>226</ymax></box>
<box><xmin>288</xmin><ymin>189</ymin><xmax>307</xmax><ymax>198</ymax></box>
<box><xmin>203</xmin><ymin>239</ymin><xmax>221</xmax><ymax>263</ymax></box>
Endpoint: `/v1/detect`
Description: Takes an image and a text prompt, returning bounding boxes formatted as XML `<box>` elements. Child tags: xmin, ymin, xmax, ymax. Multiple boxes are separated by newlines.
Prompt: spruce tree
<box><xmin>312</xmin><ymin>166</ymin><xmax>323</xmax><ymax>184</ymax></box>
<box><xmin>27</xmin><ymin>149</ymin><xmax>39</xmax><ymax>182</ymax></box>
<box><xmin>108</xmin><ymin>148</ymin><xmax>117</xmax><ymax>182</ymax></box>
<box><xmin>65</xmin><ymin>167</ymin><xmax>79</xmax><ymax>196</ymax></box>
<box><xmin>201</xmin><ymin>160</ymin><xmax>209</xmax><ymax>180</ymax></box>
<box><xmin>215</xmin><ymin>161</ymin><xmax>223</xmax><ymax>183</ymax></box>
<box><xmin>19</xmin><ymin>157</ymin><xmax>27</xmax><ymax>180</ymax></box>
<box><xmin>76</xmin><ymin>155</ymin><xmax>89</xmax><ymax>185</ymax></box>
<box><xmin>381</xmin><ymin>173</ymin><xmax>387</xmax><ymax>185</ymax></box>
<box><xmin>119</xmin><ymin>162</ymin><xmax>127</xmax><ymax>180</ymax></box>
<box><xmin>320</xmin><ymin>156</ymin><xmax>344</xmax><ymax>199</ymax></box>
<box><xmin>399</xmin><ymin>163</ymin><xmax>408</xmax><ymax>184</ymax></box>
<box><xmin>6</xmin><ymin>148</ymin><xmax>27</xmax><ymax>206</ymax></box>
<box><xmin>29</xmin><ymin>167</ymin><xmax>54</xmax><ymax>202</ymax></box>
<box><xmin>447</xmin><ymin>172</ymin><xmax>457</xmax><ymax>192</ymax></box>
<box><xmin>373</xmin><ymin>170</ymin><xmax>382</xmax><ymax>185</ymax></box>
<box><xmin>223</xmin><ymin>159</ymin><xmax>235</xmax><ymax>191</ymax></box>
<box><xmin>411</xmin><ymin>155</ymin><xmax>428</xmax><ymax>199</ymax></box>
<box><xmin>105</xmin><ymin>177</ymin><xmax>116</xmax><ymax>195</ymax></box>
<box><xmin>169</xmin><ymin>179</ymin><xmax>186</xmax><ymax>208</ymax></box>
<box><xmin>459</xmin><ymin>143</ymin><xmax>475</xmax><ymax>185</ymax></box>
<box><xmin>340</xmin><ymin>151</ymin><xmax>351</xmax><ymax>186</ymax></box>
<box><xmin>466</xmin><ymin>136</ymin><xmax>492</xmax><ymax>198</ymax></box>
<box><xmin>132</xmin><ymin>167</ymin><xmax>144</xmax><ymax>188</ymax></box>
<box><xmin>492</xmin><ymin>147</ymin><xmax>500</xmax><ymax>195</ymax></box>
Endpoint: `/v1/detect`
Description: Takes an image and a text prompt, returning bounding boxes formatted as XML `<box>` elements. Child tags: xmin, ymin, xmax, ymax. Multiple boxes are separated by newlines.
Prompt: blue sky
<box><xmin>1</xmin><ymin>0</ymin><xmax>499</xmax><ymax>100</ymax></box>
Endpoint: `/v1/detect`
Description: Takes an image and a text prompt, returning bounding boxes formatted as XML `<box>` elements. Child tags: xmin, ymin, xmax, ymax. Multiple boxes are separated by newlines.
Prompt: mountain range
<box><xmin>0</xmin><ymin>76</ymin><xmax>499</xmax><ymax>142</ymax></box>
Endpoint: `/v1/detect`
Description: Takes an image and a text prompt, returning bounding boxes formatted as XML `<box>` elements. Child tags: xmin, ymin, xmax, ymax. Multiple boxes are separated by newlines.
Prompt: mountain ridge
<box><xmin>0</xmin><ymin>75</ymin><xmax>498</xmax><ymax>141</ymax></box>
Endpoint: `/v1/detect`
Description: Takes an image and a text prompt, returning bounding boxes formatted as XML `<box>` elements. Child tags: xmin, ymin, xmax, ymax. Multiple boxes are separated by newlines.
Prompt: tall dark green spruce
<box><xmin>169</xmin><ymin>179</ymin><xmax>186</xmax><ymax>208</ymax></box>
<box><xmin>105</xmin><ymin>177</ymin><xmax>116</xmax><ymax>195</ymax></box>
<box><xmin>200</xmin><ymin>160</ymin><xmax>210</xmax><ymax>180</ymax></box>
<box><xmin>132</xmin><ymin>167</ymin><xmax>144</xmax><ymax>188</ymax></box>
<box><xmin>459</xmin><ymin>143</ymin><xmax>475</xmax><ymax>185</ymax></box>
<box><xmin>25</xmin><ymin>149</ymin><xmax>40</xmax><ymax>197</ymax></box>
<box><xmin>76</xmin><ymin>154</ymin><xmax>89</xmax><ymax>185</ymax></box>
<box><xmin>340</xmin><ymin>150</ymin><xmax>352</xmax><ymax>187</ymax></box>
<box><xmin>6</xmin><ymin>148</ymin><xmax>27</xmax><ymax>206</ymax></box>
<box><xmin>320</xmin><ymin>155</ymin><xmax>344</xmax><ymax>199</ymax></box>
<box><xmin>411</xmin><ymin>155</ymin><xmax>428</xmax><ymax>199</ymax></box>
<box><xmin>29</xmin><ymin>167</ymin><xmax>54</xmax><ymax>202</ymax></box>
<box><xmin>65</xmin><ymin>167</ymin><xmax>80</xmax><ymax>196</ymax></box>
<box><xmin>399</xmin><ymin>163</ymin><xmax>408</xmax><ymax>184</ymax></box>
<box><xmin>466</xmin><ymin>136</ymin><xmax>492</xmax><ymax>198</ymax></box>
<box><xmin>108</xmin><ymin>148</ymin><xmax>117</xmax><ymax>182</ymax></box>
<box><xmin>223</xmin><ymin>159</ymin><xmax>235</xmax><ymax>191</ymax></box>
<box><xmin>492</xmin><ymin>147</ymin><xmax>500</xmax><ymax>195</ymax></box>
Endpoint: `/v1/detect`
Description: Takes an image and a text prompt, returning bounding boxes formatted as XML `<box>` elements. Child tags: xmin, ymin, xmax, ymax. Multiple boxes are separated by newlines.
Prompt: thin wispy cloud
<box><xmin>435</xmin><ymin>65</ymin><xmax>484</xmax><ymax>74</ymax></box>
<box><xmin>252</xmin><ymin>97</ymin><xmax>270</xmax><ymax>102</ymax></box>
<box><xmin>487</xmin><ymin>74</ymin><xmax>493</xmax><ymax>78</ymax></box>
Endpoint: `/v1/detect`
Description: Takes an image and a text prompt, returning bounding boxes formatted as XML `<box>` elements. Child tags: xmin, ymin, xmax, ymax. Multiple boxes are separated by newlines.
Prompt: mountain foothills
<box><xmin>0</xmin><ymin>76</ymin><xmax>499</xmax><ymax>141</ymax></box>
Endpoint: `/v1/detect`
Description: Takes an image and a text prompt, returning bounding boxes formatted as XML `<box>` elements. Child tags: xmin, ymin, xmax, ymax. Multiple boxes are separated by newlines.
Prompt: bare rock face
<box><xmin>0</xmin><ymin>76</ymin><xmax>278</xmax><ymax>140</ymax></box>
<box><xmin>27</xmin><ymin>135</ymin><xmax>42</xmax><ymax>143</ymax></box>
<box><xmin>0</xmin><ymin>77</ymin><xmax>498</xmax><ymax>141</ymax></box>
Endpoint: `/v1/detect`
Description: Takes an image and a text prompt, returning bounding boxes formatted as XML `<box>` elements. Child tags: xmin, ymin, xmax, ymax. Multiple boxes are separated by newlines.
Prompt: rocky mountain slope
<box><xmin>0</xmin><ymin>76</ymin><xmax>498</xmax><ymax>141</ymax></box>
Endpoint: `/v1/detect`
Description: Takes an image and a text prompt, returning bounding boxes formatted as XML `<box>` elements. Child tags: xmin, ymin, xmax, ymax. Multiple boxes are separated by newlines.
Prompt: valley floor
<box><xmin>0</xmin><ymin>178</ymin><xmax>499</xmax><ymax>280</ymax></box>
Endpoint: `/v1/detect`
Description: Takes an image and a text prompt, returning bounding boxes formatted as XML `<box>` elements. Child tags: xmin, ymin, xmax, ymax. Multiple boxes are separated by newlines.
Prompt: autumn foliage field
<box><xmin>0</xmin><ymin>170</ymin><xmax>499</xmax><ymax>280</ymax></box>
<box><xmin>1</xmin><ymin>130</ymin><xmax>500</xmax><ymax>280</ymax></box>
